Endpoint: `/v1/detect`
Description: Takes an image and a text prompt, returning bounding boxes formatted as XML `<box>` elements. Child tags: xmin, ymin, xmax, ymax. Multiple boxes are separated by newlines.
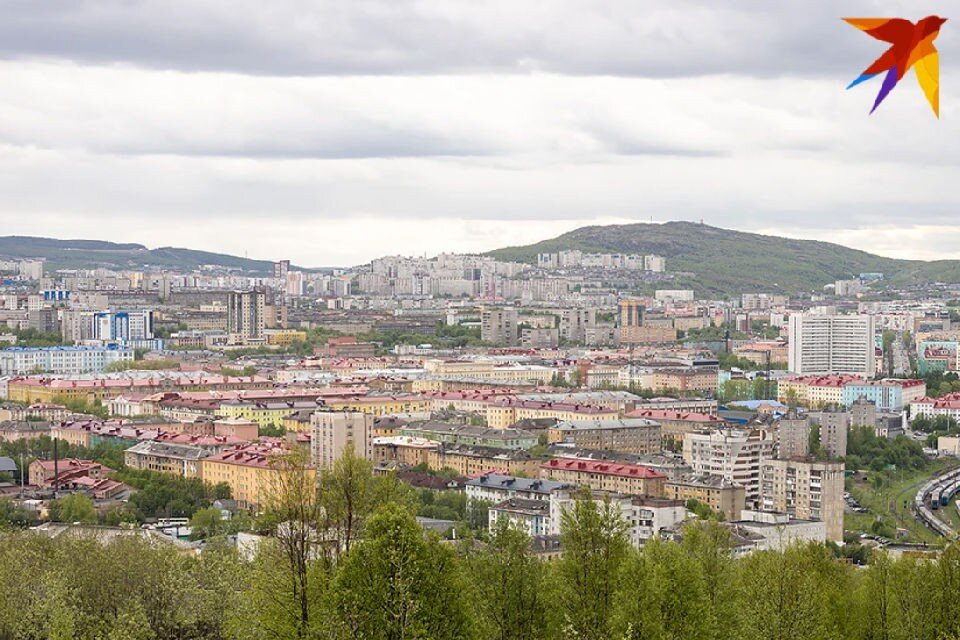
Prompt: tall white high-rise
<box><xmin>788</xmin><ymin>314</ymin><xmax>875</xmax><ymax>378</ymax></box>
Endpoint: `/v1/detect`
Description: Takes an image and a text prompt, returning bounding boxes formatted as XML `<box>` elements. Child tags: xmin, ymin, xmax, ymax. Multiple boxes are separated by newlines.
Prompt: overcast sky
<box><xmin>0</xmin><ymin>0</ymin><xmax>957</xmax><ymax>266</ymax></box>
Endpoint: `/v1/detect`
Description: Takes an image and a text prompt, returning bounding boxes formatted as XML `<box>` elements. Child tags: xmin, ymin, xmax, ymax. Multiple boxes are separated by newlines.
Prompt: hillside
<box><xmin>0</xmin><ymin>236</ymin><xmax>280</xmax><ymax>274</ymax></box>
<box><xmin>487</xmin><ymin>221</ymin><xmax>959</xmax><ymax>296</ymax></box>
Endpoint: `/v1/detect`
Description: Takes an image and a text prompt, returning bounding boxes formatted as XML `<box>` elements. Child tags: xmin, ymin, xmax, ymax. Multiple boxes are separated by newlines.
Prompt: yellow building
<box><xmin>324</xmin><ymin>395</ymin><xmax>431</xmax><ymax>417</ymax></box>
<box><xmin>281</xmin><ymin>409</ymin><xmax>314</xmax><ymax>433</ymax></box>
<box><xmin>201</xmin><ymin>443</ymin><xmax>315</xmax><ymax>509</ymax></box>
<box><xmin>426</xmin><ymin>443</ymin><xmax>540</xmax><ymax>477</ymax></box>
<box><xmin>265</xmin><ymin>329</ymin><xmax>308</xmax><ymax>346</ymax></box>
<box><xmin>215</xmin><ymin>400</ymin><xmax>320</xmax><ymax>429</ymax></box>
<box><xmin>485</xmin><ymin>399</ymin><xmax>618</xmax><ymax>429</ymax></box>
<box><xmin>776</xmin><ymin>375</ymin><xmax>862</xmax><ymax>408</ymax></box>
<box><xmin>422</xmin><ymin>359</ymin><xmax>555</xmax><ymax>385</ymax></box>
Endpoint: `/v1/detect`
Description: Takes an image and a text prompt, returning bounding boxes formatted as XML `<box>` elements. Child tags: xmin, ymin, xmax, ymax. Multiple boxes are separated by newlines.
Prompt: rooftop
<box><xmin>542</xmin><ymin>457</ymin><xmax>667</xmax><ymax>479</ymax></box>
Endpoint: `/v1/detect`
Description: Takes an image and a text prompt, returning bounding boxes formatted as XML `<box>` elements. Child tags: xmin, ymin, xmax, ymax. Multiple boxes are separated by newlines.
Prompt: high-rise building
<box><xmin>92</xmin><ymin>310</ymin><xmax>154</xmax><ymax>343</ymax></box>
<box><xmin>310</xmin><ymin>411</ymin><xmax>374</xmax><ymax>468</ymax></box>
<box><xmin>683</xmin><ymin>429</ymin><xmax>775</xmax><ymax>509</ymax></box>
<box><xmin>285</xmin><ymin>271</ymin><xmax>305</xmax><ymax>297</ymax></box>
<box><xmin>28</xmin><ymin>308</ymin><xmax>60</xmax><ymax>335</ymax></box>
<box><xmin>481</xmin><ymin>306</ymin><xmax>518</xmax><ymax>346</ymax></box>
<box><xmin>850</xmin><ymin>397</ymin><xmax>877</xmax><ymax>428</ymax></box>
<box><xmin>227</xmin><ymin>290</ymin><xmax>265</xmax><ymax>344</ymax></box>
<box><xmin>817</xmin><ymin>409</ymin><xmax>849</xmax><ymax>459</ymax></box>
<box><xmin>274</xmin><ymin>260</ymin><xmax>290</xmax><ymax>279</ymax></box>
<box><xmin>558</xmin><ymin>309</ymin><xmax>596</xmax><ymax>344</ymax></box>
<box><xmin>777</xmin><ymin>415</ymin><xmax>811</xmax><ymax>460</ymax></box>
<box><xmin>618</xmin><ymin>298</ymin><xmax>644</xmax><ymax>328</ymax></box>
<box><xmin>760</xmin><ymin>458</ymin><xmax>845</xmax><ymax>542</ymax></box>
<box><xmin>788</xmin><ymin>314</ymin><xmax>875</xmax><ymax>377</ymax></box>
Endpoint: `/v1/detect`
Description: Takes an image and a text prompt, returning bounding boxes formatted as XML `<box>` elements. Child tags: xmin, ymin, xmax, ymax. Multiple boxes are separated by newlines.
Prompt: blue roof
<box><xmin>723</xmin><ymin>400</ymin><xmax>786</xmax><ymax>410</ymax></box>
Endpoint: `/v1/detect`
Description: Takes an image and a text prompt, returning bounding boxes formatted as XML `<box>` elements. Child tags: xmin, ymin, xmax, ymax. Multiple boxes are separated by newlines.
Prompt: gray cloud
<box><xmin>0</xmin><ymin>0</ymin><xmax>954</xmax><ymax>77</ymax></box>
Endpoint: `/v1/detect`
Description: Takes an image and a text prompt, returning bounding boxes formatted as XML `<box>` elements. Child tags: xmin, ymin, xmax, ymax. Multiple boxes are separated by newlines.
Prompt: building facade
<box><xmin>788</xmin><ymin>314</ymin><xmax>875</xmax><ymax>378</ymax></box>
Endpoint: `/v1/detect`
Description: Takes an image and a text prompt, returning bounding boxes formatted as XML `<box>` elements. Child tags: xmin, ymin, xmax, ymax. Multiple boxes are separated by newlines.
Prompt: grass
<box><xmin>845</xmin><ymin>458</ymin><xmax>960</xmax><ymax>544</ymax></box>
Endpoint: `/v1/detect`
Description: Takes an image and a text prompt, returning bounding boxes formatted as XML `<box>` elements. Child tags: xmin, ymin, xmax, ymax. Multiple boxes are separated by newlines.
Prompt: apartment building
<box><xmin>227</xmin><ymin>290</ymin><xmax>265</xmax><ymax>345</ymax></box>
<box><xmin>0</xmin><ymin>345</ymin><xmax>133</xmax><ymax>376</ymax></box>
<box><xmin>546</xmin><ymin>418</ymin><xmax>661</xmax><ymax>454</ymax></box>
<box><xmin>539</xmin><ymin>458</ymin><xmax>667</xmax><ymax>497</ymax></box>
<box><xmin>123</xmin><ymin>440</ymin><xmax>210</xmax><ymax>478</ymax></box>
<box><xmin>202</xmin><ymin>443</ymin><xmax>311</xmax><ymax>509</ymax></box>
<box><xmin>759</xmin><ymin>458</ymin><xmax>845</xmax><ymax>542</ymax></box>
<box><xmin>465</xmin><ymin>473</ymin><xmax>574</xmax><ymax>504</ymax></box>
<box><xmin>816</xmin><ymin>408</ymin><xmax>849</xmax><ymax>459</ymax></box>
<box><xmin>485</xmin><ymin>399</ymin><xmax>618</xmax><ymax>429</ymax></box>
<box><xmin>626</xmin><ymin>409</ymin><xmax>727</xmax><ymax>447</ymax></box>
<box><xmin>664</xmin><ymin>474</ymin><xmax>746</xmax><ymax>521</ymax></box>
<box><xmin>841</xmin><ymin>379</ymin><xmax>927</xmax><ymax>412</ymax></box>
<box><xmin>788</xmin><ymin>314</ymin><xmax>875</xmax><ymax>377</ymax></box>
<box><xmin>480</xmin><ymin>306</ymin><xmax>518</xmax><ymax>346</ymax></box>
<box><xmin>397</xmin><ymin>422</ymin><xmax>537</xmax><ymax>450</ymax></box>
<box><xmin>310</xmin><ymin>411</ymin><xmax>374</xmax><ymax>468</ymax></box>
<box><xmin>683</xmin><ymin>429</ymin><xmax>775</xmax><ymax>508</ymax></box>
<box><xmin>92</xmin><ymin>310</ymin><xmax>154</xmax><ymax>343</ymax></box>
<box><xmin>776</xmin><ymin>414</ymin><xmax>811</xmax><ymax>460</ymax></box>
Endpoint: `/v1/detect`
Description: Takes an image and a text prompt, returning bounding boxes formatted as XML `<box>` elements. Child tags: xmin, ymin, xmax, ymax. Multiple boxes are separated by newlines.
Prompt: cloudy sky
<box><xmin>0</xmin><ymin>0</ymin><xmax>957</xmax><ymax>266</ymax></box>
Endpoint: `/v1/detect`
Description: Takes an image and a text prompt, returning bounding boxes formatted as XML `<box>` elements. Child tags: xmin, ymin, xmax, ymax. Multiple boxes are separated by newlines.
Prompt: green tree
<box><xmin>255</xmin><ymin>447</ymin><xmax>329</xmax><ymax>639</ymax></box>
<box><xmin>330</xmin><ymin>503</ymin><xmax>476</xmax><ymax>639</ymax></box>
<box><xmin>614</xmin><ymin>537</ymin><xmax>712</xmax><ymax>640</ymax></box>
<box><xmin>49</xmin><ymin>493</ymin><xmax>97</xmax><ymax>524</ymax></box>
<box><xmin>469</xmin><ymin>519</ymin><xmax>547</xmax><ymax>640</ymax></box>
<box><xmin>189</xmin><ymin>506</ymin><xmax>224</xmax><ymax>540</ymax></box>
<box><xmin>318</xmin><ymin>444</ymin><xmax>414</xmax><ymax>559</ymax></box>
<box><xmin>549</xmin><ymin>492</ymin><xmax>629</xmax><ymax>640</ymax></box>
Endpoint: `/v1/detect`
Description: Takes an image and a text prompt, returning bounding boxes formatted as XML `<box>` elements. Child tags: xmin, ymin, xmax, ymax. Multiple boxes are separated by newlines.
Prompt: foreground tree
<box><xmin>252</xmin><ymin>447</ymin><xmax>328</xmax><ymax>640</ymax></box>
<box><xmin>469</xmin><ymin>519</ymin><xmax>547</xmax><ymax>640</ymax></box>
<box><xmin>614</xmin><ymin>537</ymin><xmax>712</xmax><ymax>640</ymax></box>
<box><xmin>549</xmin><ymin>492</ymin><xmax>629</xmax><ymax>640</ymax></box>
<box><xmin>330</xmin><ymin>503</ymin><xmax>476</xmax><ymax>639</ymax></box>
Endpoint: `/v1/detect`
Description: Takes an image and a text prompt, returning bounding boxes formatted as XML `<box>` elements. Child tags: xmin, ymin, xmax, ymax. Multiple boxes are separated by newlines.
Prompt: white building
<box><xmin>0</xmin><ymin>345</ymin><xmax>133</xmax><ymax>376</ymax></box>
<box><xmin>730</xmin><ymin>511</ymin><xmax>827</xmax><ymax>552</ymax></box>
<box><xmin>683</xmin><ymin>429</ymin><xmax>775</xmax><ymax>509</ymax></box>
<box><xmin>788</xmin><ymin>314</ymin><xmax>875</xmax><ymax>378</ymax></box>
<box><xmin>465</xmin><ymin>473</ymin><xmax>573</xmax><ymax>505</ymax></box>
<box><xmin>654</xmin><ymin>289</ymin><xmax>695</xmax><ymax>304</ymax></box>
<box><xmin>549</xmin><ymin>491</ymin><xmax>687</xmax><ymax>548</ymax></box>
<box><xmin>92</xmin><ymin>310</ymin><xmax>154</xmax><ymax>343</ymax></box>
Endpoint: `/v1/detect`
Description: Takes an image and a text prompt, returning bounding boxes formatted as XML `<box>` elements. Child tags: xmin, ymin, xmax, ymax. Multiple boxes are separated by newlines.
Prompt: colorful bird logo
<box><xmin>844</xmin><ymin>16</ymin><xmax>946</xmax><ymax>117</ymax></box>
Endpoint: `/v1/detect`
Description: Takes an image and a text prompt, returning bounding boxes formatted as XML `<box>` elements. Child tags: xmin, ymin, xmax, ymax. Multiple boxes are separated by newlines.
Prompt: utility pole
<box><xmin>52</xmin><ymin>437</ymin><xmax>59</xmax><ymax>500</ymax></box>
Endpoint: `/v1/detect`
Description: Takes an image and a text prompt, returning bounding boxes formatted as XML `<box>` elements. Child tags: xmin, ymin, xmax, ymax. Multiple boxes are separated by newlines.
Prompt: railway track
<box><xmin>914</xmin><ymin>466</ymin><xmax>960</xmax><ymax>538</ymax></box>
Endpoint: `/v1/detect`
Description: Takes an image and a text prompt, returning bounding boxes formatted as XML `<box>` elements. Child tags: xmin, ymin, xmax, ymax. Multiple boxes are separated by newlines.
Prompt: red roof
<box><xmin>781</xmin><ymin>375</ymin><xmax>864</xmax><ymax>387</ymax></box>
<box><xmin>542</xmin><ymin>457</ymin><xmax>666</xmax><ymax>479</ymax></box>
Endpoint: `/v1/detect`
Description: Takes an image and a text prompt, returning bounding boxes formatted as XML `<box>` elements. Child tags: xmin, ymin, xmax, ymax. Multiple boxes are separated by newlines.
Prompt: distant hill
<box><xmin>0</xmin><ymin>236</ymin><xmax>281</xmax><ymax>274</ymax></box>
<box><xmin>487</xmin><ymin>221</ymin><xmax>960</xmax><ymax>296</ymax></box>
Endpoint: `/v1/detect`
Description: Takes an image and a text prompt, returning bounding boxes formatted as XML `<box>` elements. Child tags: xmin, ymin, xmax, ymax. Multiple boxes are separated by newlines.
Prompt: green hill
<box><xmin>487</xmin><ymin>221</ymin><xmax>960</xmax><ymax>297</ymax></box>
<box><xmin>0</xmin><ymin>236</ymin><xmax>281</xmax><ymax>274</ymax></box>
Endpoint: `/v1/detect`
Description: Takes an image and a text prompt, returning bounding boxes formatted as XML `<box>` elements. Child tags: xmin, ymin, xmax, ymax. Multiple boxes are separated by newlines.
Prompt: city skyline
<box><xmin>1</xmin><ymin>1</ymin><xmax>959</xmax><ymax>264</ymax></box>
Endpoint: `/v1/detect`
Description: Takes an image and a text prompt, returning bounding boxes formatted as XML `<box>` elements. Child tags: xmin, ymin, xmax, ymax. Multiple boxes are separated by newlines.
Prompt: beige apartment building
<box><xmin>664</xmin><ymin>474</ymin><xmax>746</xmax><ymax>521</ymax></box>
<box><xmin>310</xmin><ymin>411</ymin><xmax>374</xmax><ymax>469</ymax></box>
<box><xmin>540</xmin><ymin>458</ymin><xmax>667</xmax><ymax>497</ymax></box>
<box><xmin>760</xmin><ymin>458</ymin><xmax>845</xmax><ymax>542</ymax></box>
<box><xmin>546</xmin><ymin>418</ymin><xmax>661</xmax><ymax>454</ymax></box>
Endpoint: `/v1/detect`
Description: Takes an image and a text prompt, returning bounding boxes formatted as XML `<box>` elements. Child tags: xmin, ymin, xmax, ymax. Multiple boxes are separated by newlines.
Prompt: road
<box><xmin>891</xmin><ymin>330</ymin><xmax>911</xmax><ymax>376</ymax></box>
